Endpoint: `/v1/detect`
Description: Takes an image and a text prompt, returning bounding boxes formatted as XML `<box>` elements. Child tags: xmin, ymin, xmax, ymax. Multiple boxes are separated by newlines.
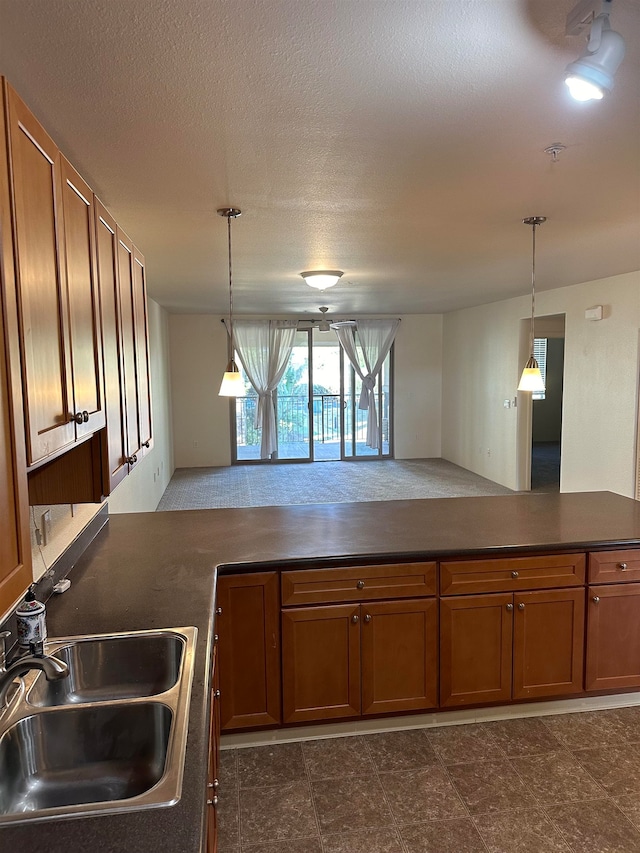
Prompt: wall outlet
<box><xmin>41</xmin><ymin>510</ymin><xmax>52</xmax><ymax>546</ymax></box>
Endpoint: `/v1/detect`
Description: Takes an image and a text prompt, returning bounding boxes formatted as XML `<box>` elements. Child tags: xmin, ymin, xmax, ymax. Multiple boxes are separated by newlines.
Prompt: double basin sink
<box><xmin>0</xmin><ymin>626</ymin><xmax>197</xmax><ymax>825</ymax></box>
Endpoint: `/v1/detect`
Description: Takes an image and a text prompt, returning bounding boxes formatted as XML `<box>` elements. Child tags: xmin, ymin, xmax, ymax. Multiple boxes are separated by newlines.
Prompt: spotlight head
<box><xmin>565</xmin><ymin>19</ymin><xmax>625</xmax><ymax>101</ymax></box>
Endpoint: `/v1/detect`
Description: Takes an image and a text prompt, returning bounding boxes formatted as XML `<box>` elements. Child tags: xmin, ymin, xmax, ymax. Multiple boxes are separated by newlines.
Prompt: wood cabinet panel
<box><xmin>440</xmin><ymin>593</ymin><xmax>513</xmax><ymax>707</ymax></box>
<box><xmin>281</xmin><ymin>562</ymin><xmax>436</xmax><ymax>606</ymax></box>
<box><xmin>6</xmin><ymin>83</ymin><xmax>74</xmax><ymax>463</ymax></box>
<box><xmin>282</xmin><ymin>604</ymin><xmax>361</xmax><ymax>724</ymax></box>
<box><xmin>217</xmin><ymin>572</ymin><xmax>281</xmax><ymax>730</ymax></box>
<box><xmin>512</xmin><ymin>588</ymin><xmax>584</xmax><ymax>700</ymax></box>
<box><xmin>586</xmin><ymin>583</ymin><xmax>640</xmax><ymax>691</ymax></box>
<box><xmin>116</xmin><ymin>232</ymin><xmax>139</xmax><ymax>465</ymax></box>
<box><xmin>132</xmin><ymin>248</ymin><xmax>152</xmax><ymax>455</ymax></box>
<box><xmin>206</xmin><ymin>644</ymin><xmax>220</xmax><ymax>853</ymax></box>
<box><xmin>589</xmin><ymin>550</ymin><xmax>640</xmax><ymax>584</ymax></box>
<box><xmin>440</xmin><ymin>553</ymin><xmax>585</xmax><ymax>595</ymax></box>
<box><xmin>0</xmin><ymin>86</ymin><xmax>31</xmax><ymax>617</ymax></box>
<box><xmin>361</xmin><ymin>598</ymin><xmax>438</xmax><ymax>715</ymax></box>
<box><xmin>94</xmin><ymin>199</ymin><xmax>128</xmax><ymax>492</ymax></box>
<box><xmin>58</xmin><ymin>157</ymin><xmax>104</xmax><ymax>438</ymax></box>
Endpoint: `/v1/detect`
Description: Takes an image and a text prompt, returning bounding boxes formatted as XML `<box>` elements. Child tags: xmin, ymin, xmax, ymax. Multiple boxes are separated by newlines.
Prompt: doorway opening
<box><xmin>517</xmin><ymin>314</ymin><xmax>565</xmax><ymax>491</ymax></box>
<box><xmin>233</xmin><ymin>327</ymin><xmax>394</xmax><ymax>463</ymax></box>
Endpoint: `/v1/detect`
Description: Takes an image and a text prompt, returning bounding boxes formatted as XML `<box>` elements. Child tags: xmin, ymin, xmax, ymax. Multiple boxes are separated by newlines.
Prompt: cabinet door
<box><xmin>586</xmin><ymin>583</ymin><xmax>640</xmax><ymax>691</ymax></box>
<box><xmin>0</xmin><ymin>89</ymin><xmax>32</xmax><ymax>615</ymax></box>
<box><xmin>116</xmin><ymin>230</ymin><xmax>139</xmax><ymax>467</ymax></box>
<box><xmin>132</xmin><ymin>248</ymin><xmax>152</xmax><ymax>455</ymax></box>
<box><xmin>361</xmin><ymin>598</ymin><xmax>437</xmax><ymax>715</ymax></box>
<box><xmin>440</xmin><ymin>593</ymin><xmax>513</xmax><ymax>707</ymax></box>
<box><xmin>207</xmin><ymin>644</ymin><xmax>220</xmax><ymax>853</ymax></box>
<box><xmin>217</xmin><ymin>572</ymin><xmax>281</xmax><ymax>730</ymax></box>
<box><xmin>59</xmin><ymin>157</ymin><xmax>104</xmax><ymax>438</ymax></box>
<box><xmin>6</xmin><ymin>83</ymin><xmax>74</xmax><ymax>463</ymax></box>
<box><xmin>513</xmin><ymin>588</ymin><xmax>584</xmax><ymax>700</ymax></box>
<box><xmin>282</xmin><ymin>604</ymin><xmax>360</xmax><ymax>724</ymax></box>
<box><xmin>94</xmin><ymin>199</ymin><xmax>128</xmax><ymax>491</ymax></box>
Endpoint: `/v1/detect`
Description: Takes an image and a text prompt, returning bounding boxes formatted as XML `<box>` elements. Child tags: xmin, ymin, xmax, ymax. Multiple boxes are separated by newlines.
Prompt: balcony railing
<box><xmin>235</xmin><ymin>393</ymin><xmax>388</xmax><ymax>448</ymax></box>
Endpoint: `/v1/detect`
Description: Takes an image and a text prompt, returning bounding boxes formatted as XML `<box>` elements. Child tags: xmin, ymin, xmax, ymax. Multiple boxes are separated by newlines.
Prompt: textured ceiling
<box><xmin>0</xmin><ymin>0</ymin><xmax>638</xmax><ymax>317</ymax></box>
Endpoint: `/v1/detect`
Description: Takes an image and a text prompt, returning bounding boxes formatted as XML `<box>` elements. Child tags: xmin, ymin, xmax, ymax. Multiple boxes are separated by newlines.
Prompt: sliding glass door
<box><xmin>232</xmin><ymin>327</ymin><xmax>393</xmax><ymax>463</ymax></box>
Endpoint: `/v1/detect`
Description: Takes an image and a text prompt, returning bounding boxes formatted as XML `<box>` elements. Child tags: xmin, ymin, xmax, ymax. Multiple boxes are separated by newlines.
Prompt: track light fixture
<box><xmin>564</xmin><ymin>0</ymin><xmax>625</xmax><ymax>101</ymax></box>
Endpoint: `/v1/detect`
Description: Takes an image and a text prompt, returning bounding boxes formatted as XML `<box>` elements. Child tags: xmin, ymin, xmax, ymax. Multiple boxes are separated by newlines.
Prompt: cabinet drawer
<box><xmin>281</xmin><ymin>563</ymin><xmax>436</xmax><ymax>606</ymax></box>
<box><xmin>440</xmin><ymin>553</ymin><xmax>585</xmax><ymax>595</ymax></box>
<box><xmin>589</xmin><ymin>550</ymin><xmax>640</xmax><ymax>584</ymax></box>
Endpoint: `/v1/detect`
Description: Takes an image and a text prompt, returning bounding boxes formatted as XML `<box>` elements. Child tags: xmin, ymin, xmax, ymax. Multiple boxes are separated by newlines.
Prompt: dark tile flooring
<box><xmin>217</xmin><ymin>708</ymin><xmax>640</xmax><ymax>852</ymax></box>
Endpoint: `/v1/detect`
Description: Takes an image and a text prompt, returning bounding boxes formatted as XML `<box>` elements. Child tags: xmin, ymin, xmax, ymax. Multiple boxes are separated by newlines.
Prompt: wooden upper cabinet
<box><xmin>5</xmin><ymin>83</ymin><xmax>105</xmax><ymax>467</ymax></box>
<box><xmin>6</xmin><ymin>83</ymin><xmax>74</xmax><ymax>464</ymax></box>
<box><xmin>0</xmin><ymin>84</ymin><xmax>32</xmax><ymax>617</ymax></box>
<box><xmin>58</xmin><ymin>157</ymin><xmax>104</xmax><ymax>439</ymax></box>
<box><xmin>94</xmin><ymin>199</ymin><xmax>128</xmax><ymax>492</ymax></box>
<box><xmin>132</xmin><ymin>248</ymin><xmax>152</xmax><ymax>455</ymax></box>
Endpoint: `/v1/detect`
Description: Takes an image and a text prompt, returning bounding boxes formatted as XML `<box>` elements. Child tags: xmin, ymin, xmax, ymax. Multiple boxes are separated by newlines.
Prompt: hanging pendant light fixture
<box><xmin>218</xmin><ymin>207</ymin><xmax>244</xmax><ymax>397</ymax></box>
<box><xmin>518</xmin><ymin>216</ymin><xmax>547</xmax><ymax>393</ymax></box>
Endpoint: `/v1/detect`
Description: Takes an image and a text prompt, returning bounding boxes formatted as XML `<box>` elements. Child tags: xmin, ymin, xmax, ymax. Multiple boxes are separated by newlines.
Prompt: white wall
<box><xmin>108</xmin><ymin>299</ymin><xmax>174</xmax><ymax>513</ymax></box>
<box><xmin>442</xmin><ymin>271</ymin><xmax>640</xmax><ymax>496</ymax></box>
<box><xmin>169</xmin><ymin>313</ymin><xmax>442</xmax><ymax>467</ymax></box>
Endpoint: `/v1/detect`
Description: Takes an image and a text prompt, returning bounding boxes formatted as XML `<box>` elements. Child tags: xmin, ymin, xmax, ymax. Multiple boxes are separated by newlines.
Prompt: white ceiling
<box><xmin>0</xmin><ymin>0</ymin><xmax>638</xmax><ymax>318</ymax></box>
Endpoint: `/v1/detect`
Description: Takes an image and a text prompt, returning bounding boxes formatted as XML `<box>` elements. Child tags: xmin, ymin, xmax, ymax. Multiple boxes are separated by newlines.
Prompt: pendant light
<box><xmin>518</xmin><ymin>216</ymin><xmax>546</xmax><ymax>393</ymax></box>
<box><xmin>218</xmin><ymin>207</ymin><xmax>244</xmax><ymax>396</ymax></box>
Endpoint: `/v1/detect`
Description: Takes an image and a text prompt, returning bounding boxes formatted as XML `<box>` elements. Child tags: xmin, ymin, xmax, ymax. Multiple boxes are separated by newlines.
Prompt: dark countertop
<box><xmin>4</xmin><ymin>490</ymin><xmax>640</xmax><ymax>851</ymax></box>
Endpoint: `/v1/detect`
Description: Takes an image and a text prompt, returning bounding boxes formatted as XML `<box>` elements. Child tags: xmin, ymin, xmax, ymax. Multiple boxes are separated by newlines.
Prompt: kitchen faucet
<box><xmin>0</xmin><ymin>631</ymin><xmax>68</xmax><ymax>709</ymax></box>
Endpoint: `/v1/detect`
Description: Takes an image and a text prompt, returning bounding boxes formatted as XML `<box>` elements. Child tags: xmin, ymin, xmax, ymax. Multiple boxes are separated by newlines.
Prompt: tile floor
<box><xmin>217</xmin><ymin>708</ymin><xmax>640</xmax><ymax>852</ymax></box>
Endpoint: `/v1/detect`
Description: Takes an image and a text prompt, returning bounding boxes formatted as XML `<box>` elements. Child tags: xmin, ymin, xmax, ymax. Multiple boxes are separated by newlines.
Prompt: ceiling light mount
<box><xmin>564</xmin><ymin>0</ymin><xmax>625</xmax><ymax>101</ymax></box>
<box><xmin>518</xmin><ymin>216</ymin><xmax>547</xmax><ymax>394</ymax></box>
<box><xmin>544</xmin><ymin>143</ymin><xmax>566</xmax><ymax>162</ymax></box>
<box><xmin>300</xmin><ymin>270</ymin><xmax>344</xmax><ymax>291</ymax></box>
<box><xmin>318</xmin><ymin>306</ymin><xmax>331</xmax><ymax>332</ymax></box>
<box><xmin>218</xmin><ymin>207</ymin><xmax>243</xmax><ymax>396</ymax></box>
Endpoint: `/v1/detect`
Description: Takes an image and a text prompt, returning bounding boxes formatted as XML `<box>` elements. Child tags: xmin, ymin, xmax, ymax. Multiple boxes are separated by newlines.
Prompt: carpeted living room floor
<box><xmin>157</xmin><ymin>458</ymin><xmax>516</xmax><ymax>511</ymax></box>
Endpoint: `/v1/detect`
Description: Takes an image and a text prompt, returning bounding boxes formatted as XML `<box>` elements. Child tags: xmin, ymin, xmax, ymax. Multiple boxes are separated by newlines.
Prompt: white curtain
<box><xmin>333</xmin><ymin>319</ymin><xmax>400</xmax><ymax>449</ymax></box>
<box><xmin>232</xmin><ymin>320</ymin><xmax>297</xmax><ymax>459</ymax></box>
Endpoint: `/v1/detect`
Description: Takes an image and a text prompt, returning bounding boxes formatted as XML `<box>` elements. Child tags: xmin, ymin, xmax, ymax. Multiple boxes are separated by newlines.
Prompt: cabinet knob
<box><xmin>213</xmin><ymin>778</ymin><xmax>220</xmax><ymax>790</ymax></box>
<box><xmin>207</xmin><ymin>796</ymin><xmax>218</xmax><ymax>807</ymax></box>
<box><xmin>592</xmin><ymin>596</ymin><xmax>600</xmax><ymax>604</ymax></box>
<box><xmin>213</xmin><ymin>688</ymin><xmax>221</xmax><ymax>699</ymax></box>
<box><xmin>511</xmin><ymin>571</ymin><xmax>519</xmax><ymax>579</ymax></box>
<box><xmin>213</xmin><ymin>634</ymin><xmax>219</xmax><ymax>644</ymax></box>
<box><xmin>518</xmin><ymin>602</ymin><xmax>525</xmax><ymax>611</ymax></box>
<box><xmin>71</xmin><ymin>411</ymin><xmax>84</xmax><ymax>424</ymax></box>
<box><xmin>82</xmin><ymin>410</ymin><xmax>89</xmax><ymax>423</ymax></box>
<box><xmin>126</xmin><ymin>454</ymin><xmax>137</xmax><ymax>464</ymax></box>
<box><xmin>506</xmin><ymin>603</ymin><xmax>513</xmax><ymax>611</ymax></box>
<box><xmin>357</xmin><ymin>580</ymin><xmax>365</xmax><ymax>589</ymax></box>
<box><xmin>351</xmin><ymin>614</ymin><xmax>359</xmax><ymax>624</ymax></box>
<box><xmin>143</xmin><ymin>441</ymin><xmax>150</xmax><ymax>448</ymax></box>
<box><xmin>216</xmin><ymin>607</ymin><xmax>223</xmax><ymax>615</ymax></box>
<box><xmin>618</xmin><ymin>562</ymin><xmax>628</xmax><ymax>571</ymax></box>
<box><xmin>364</xmin><ymin>614</ymin><xmax>372</xmax><ymax>623</ymax></box>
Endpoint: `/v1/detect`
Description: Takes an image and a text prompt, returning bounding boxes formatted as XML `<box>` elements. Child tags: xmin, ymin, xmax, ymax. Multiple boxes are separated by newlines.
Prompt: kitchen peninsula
<box><xmin>3</xmin><ymin>490</ymin><xmax>640</xmax><ymax>852</ymax></box>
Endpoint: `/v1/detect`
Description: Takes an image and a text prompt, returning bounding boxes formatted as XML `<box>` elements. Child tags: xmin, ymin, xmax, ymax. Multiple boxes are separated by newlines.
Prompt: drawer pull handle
<box><xmin>518</xmin><ymin>602</ymin><xmax>525</xmax><ymax>611</ymax></box>
<box><xmin>511</xmin><ymin>571</ymin><xmax>519</xmax><ymax>579</ymax></box>
<box><xmin>357</xmin><ymin>580</ymin><xmax>365</xmax><ymax>589</ymax></box>
<box><xmin>618</xmin><ymin>563</ymin><xmax>628</xmax><ymax>571</ymax></box>
<box><xmin>592</xmin><ymin>596</ymin><xmax>600</xmax><ymax>603</ymax></box>
<box><xmin>506</xmin><ymin>603</ymin><xmax>513</xmax><ymax>612</ymax></box>
<box><xmin>351</xmin><ymin>614</ymin><xmax>359</xmax><ymax>624</ymax></box>
<box><xmin>364</xmin><ymin>614</ymin><xmax>372</xmax><ymax>623</ymax></box>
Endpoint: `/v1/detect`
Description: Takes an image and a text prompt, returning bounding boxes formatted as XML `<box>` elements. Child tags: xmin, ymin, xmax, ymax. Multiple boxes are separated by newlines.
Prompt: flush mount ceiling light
<box><xmin>218</xmin><ymin>207</ymin><xmax>244</xmax><ymax>397</ymax></box>
<box><xmin>300</xmin><ymin>270</ymin><xmax>343</xmax><ymax>290</ymax></box>
<box><xmin>518</xmin><ymin>216</ymin><xmax>547</xmax><ymax>394</ymax></box>
<box><xmin>564</xmin><ymin>0</ymin><xmax>625</xmax><ymax>101</ymax></box>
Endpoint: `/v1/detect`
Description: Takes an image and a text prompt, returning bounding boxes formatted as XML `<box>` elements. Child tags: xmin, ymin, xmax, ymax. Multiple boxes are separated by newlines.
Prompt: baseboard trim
<box><xmin>221</xmin><ymin>691</ymin><xmax>640</xmax><ymax>750</ymax></box>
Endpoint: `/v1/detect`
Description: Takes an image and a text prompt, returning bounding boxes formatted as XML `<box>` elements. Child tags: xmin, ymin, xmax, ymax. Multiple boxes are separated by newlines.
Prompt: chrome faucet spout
<box><xmin>0</xmin><ymin>652</ymin><xmax>69</xmax><ymax>709</ymax></box>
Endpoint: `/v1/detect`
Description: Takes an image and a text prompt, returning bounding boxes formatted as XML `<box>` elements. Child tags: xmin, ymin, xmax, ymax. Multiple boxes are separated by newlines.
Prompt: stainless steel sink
<box><xmin>0</xmin><ymin>703</ymin><xmax>172</xmax><ymax>814</ymax></box>
<box><xmin>0</xmin><ymin>626</ymin><xmax>197</xmax><ymax>825</ymax></box>
<box><xmin>27</xmin><ymin>633</ymin><xmax>184</xmax><ymax>706</ymax></box>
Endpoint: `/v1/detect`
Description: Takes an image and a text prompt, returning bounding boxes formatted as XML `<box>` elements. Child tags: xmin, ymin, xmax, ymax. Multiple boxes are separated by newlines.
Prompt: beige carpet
<box><xmin>157</xmin><ymin>458</ymin><xmax>514</xmax><ymax>511</ymax></box>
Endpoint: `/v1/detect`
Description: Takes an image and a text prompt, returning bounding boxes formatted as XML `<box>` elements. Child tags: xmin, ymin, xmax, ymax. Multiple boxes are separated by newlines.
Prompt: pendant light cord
<box><xmin>529</xmin><ymin>222</ymin><xmax>536</xmax><ymax>357</ymax></box>
<box><xmin>227</xmin><ymin>212</ymin><xmax>235</xmax><ymax>361</ymax></box>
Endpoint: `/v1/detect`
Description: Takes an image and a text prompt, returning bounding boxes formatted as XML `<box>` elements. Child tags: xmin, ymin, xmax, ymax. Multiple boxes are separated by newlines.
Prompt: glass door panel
<box><xmin>311</xmin><ymin>328</ymin><xmax>341</xmax><ymax>461</ymax></box>
<box><xmin>275</xmin><ymin>330</ymin><xmax>311</xmax><ymax>460</ymax></box>
<box><xmin>342</xmin><ymin>349</ymin><xmax>392</xmax><ymax>458</ymax></box>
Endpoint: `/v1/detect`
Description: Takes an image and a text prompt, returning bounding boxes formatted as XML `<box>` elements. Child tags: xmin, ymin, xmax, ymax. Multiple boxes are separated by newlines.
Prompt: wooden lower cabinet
<box><xmin>217</xmin><ymin>572</ymin><xmax>281</xmax><ymax>730</ymax></box>
<box><xmin>586</xmin><ymin>583</ymin><xmax>640</xmax><ymax>691</ymax></box>
<box><xmin>440</xmin><ymin>588</ymin><xmax>584</xmax><ymax>707</ymax></box>
<box><xmin>282</xmin><ymin>598</ymin><xmax>438</xmax><ymax>724</ymax></box>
